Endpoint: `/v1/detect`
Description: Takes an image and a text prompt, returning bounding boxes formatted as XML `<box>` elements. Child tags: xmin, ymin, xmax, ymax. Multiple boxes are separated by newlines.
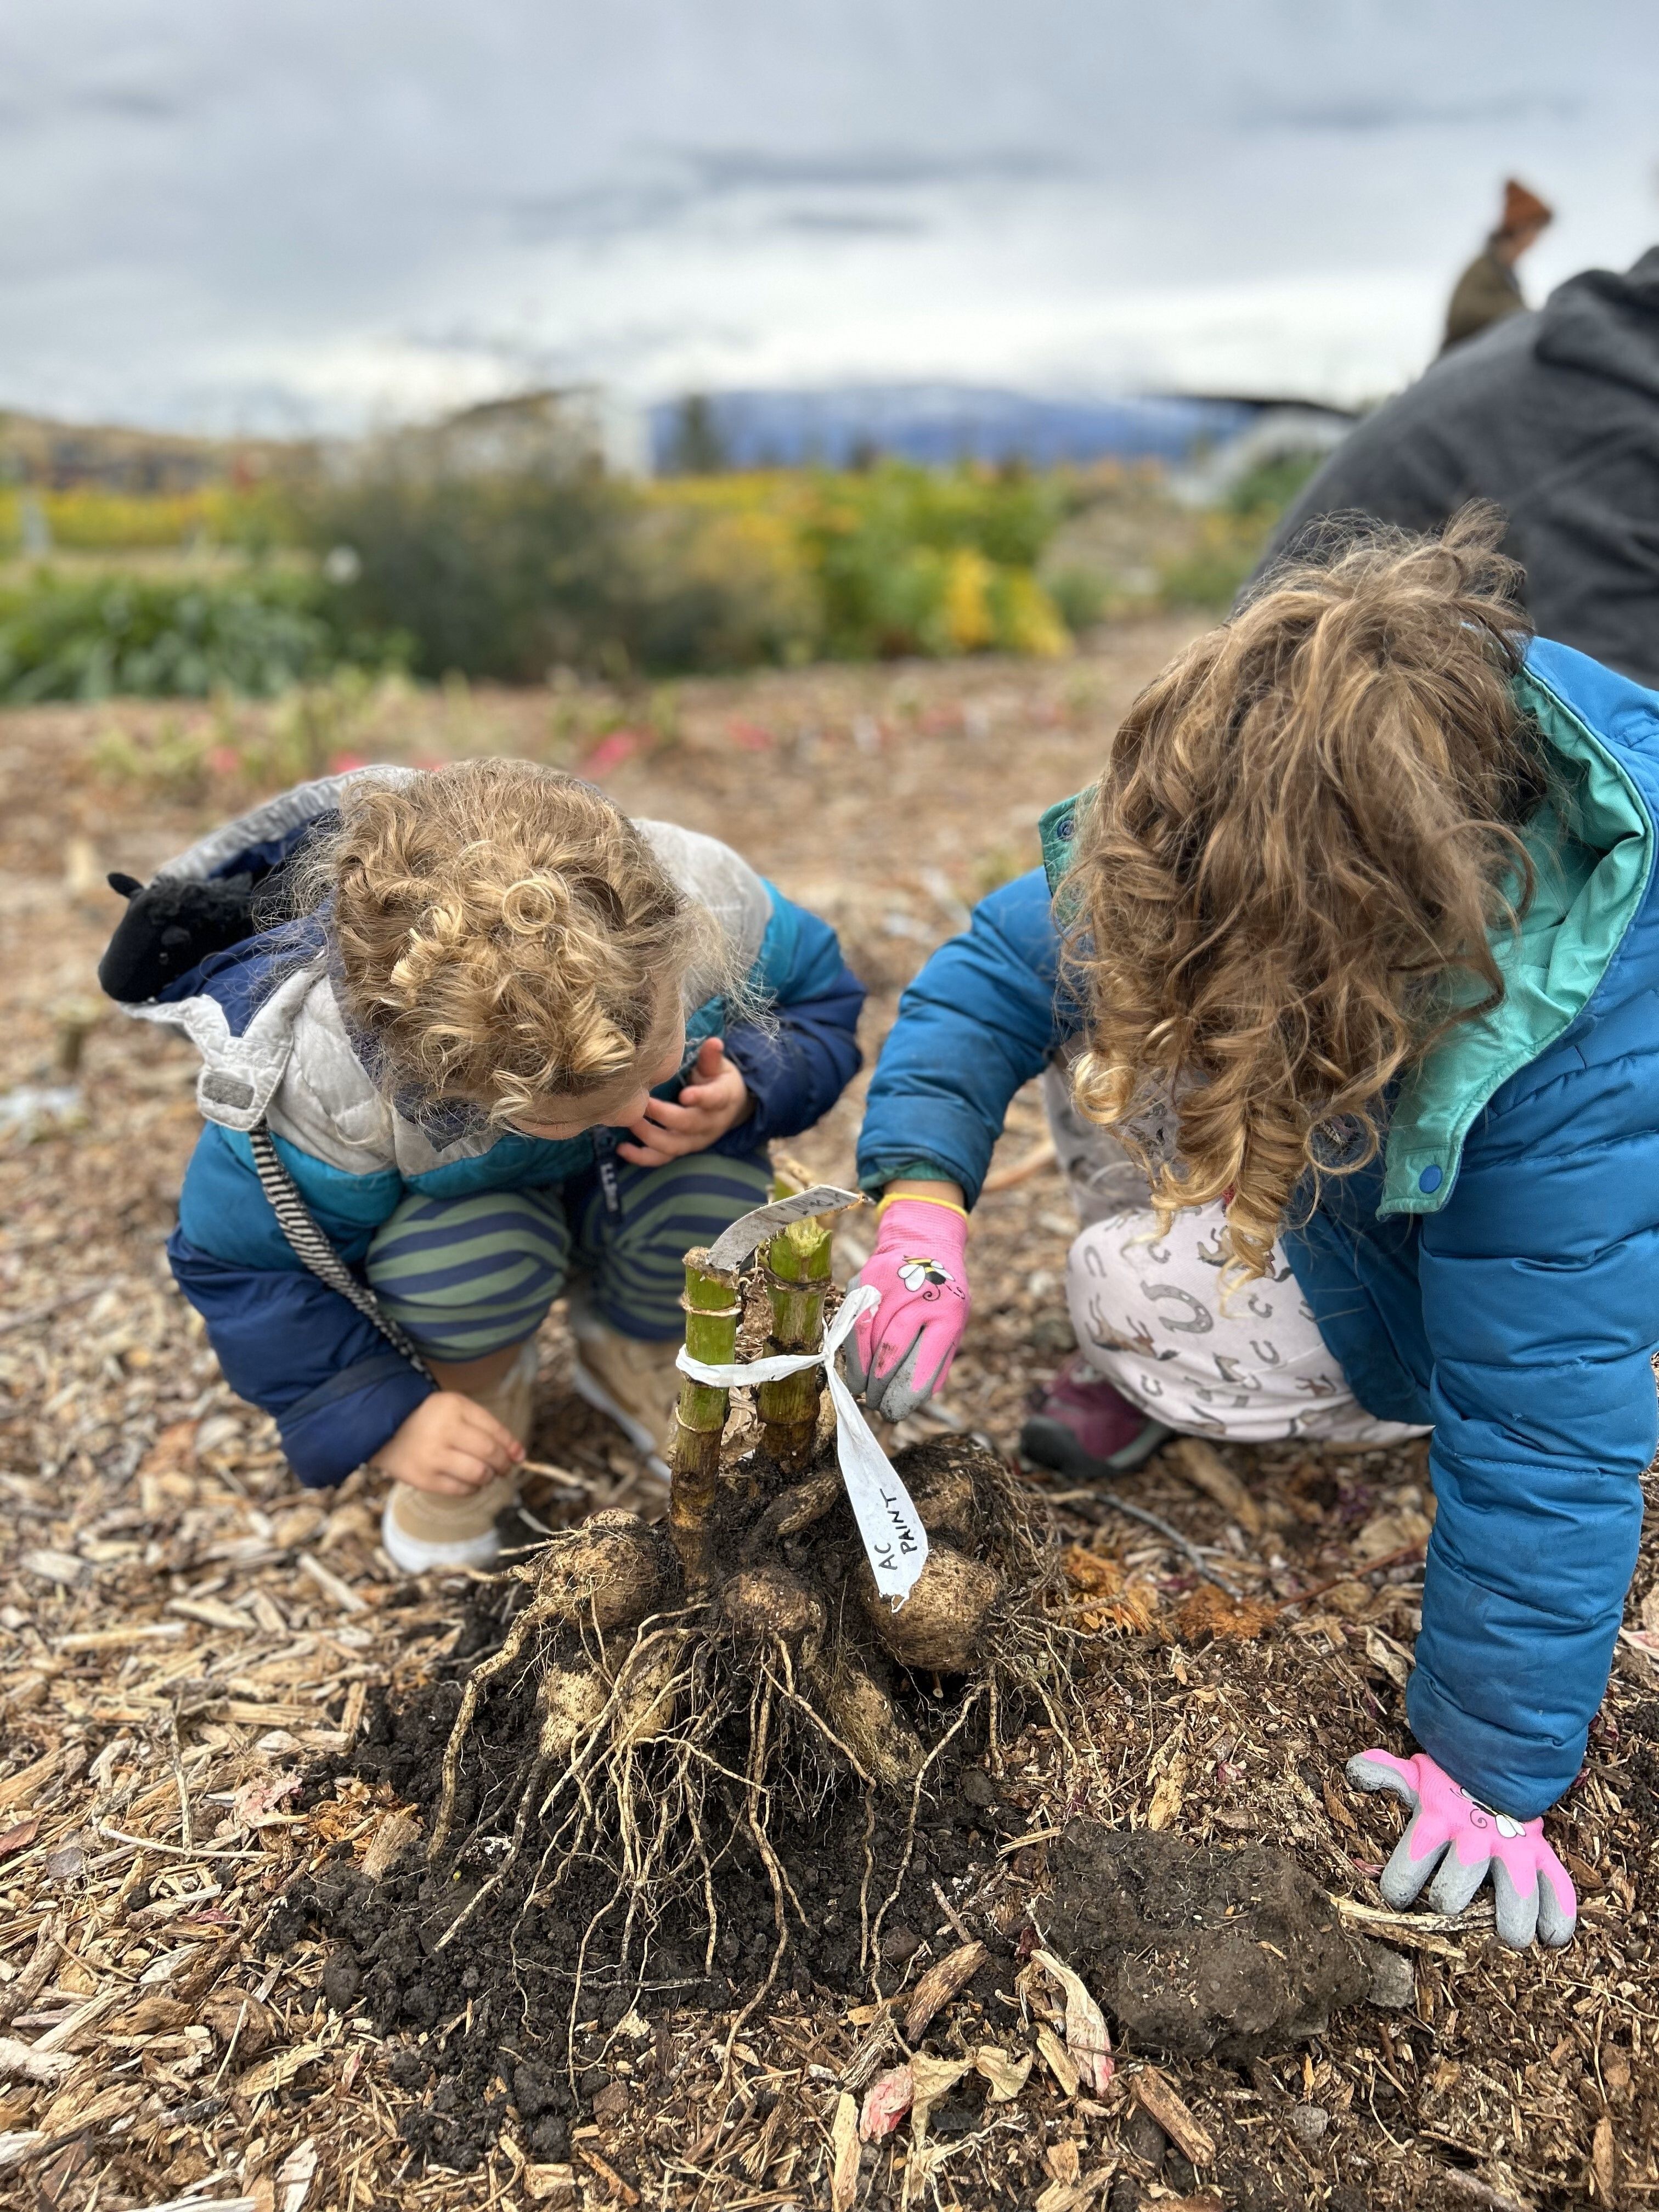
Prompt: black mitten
<box><xmin>98</xmin><ymin>872</ymin><xmax>262</xmax><ymax>1003</ymax></box>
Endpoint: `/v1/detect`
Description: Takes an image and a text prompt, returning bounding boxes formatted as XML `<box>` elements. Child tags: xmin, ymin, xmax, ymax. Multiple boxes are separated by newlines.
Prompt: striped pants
<box><xmin>363</xmin><ymin>1153</ymin><xmax>772</xmax><ymax>1363</ymax></box>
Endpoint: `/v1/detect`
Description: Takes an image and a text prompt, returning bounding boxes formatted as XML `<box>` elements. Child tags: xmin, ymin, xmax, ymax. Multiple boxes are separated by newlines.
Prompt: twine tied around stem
<box><xmin>675</xmin><ymin>1284</ymin><xmax>930</xmax><ymax>1606</ymax></box>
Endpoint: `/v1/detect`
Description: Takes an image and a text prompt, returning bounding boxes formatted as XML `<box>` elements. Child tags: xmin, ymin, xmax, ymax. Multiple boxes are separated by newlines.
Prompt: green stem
<box><xmin>670</xmin><ymin>1250</ymin><xmax>741</xmax><ymax>1585</ymax></box>
<box><xmin>757</xmin><ymin>1216</ymin><xmax>832</xmax><ymax>1474</ymax></box>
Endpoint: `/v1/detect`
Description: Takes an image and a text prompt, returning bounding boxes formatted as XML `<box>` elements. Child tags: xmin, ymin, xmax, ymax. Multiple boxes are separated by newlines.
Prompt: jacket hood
<box><xmin>1532</xmin><ymin>245</ymin><xmax>1659</xmax><ymax>404</ymax></box>
<box><xmin>117</xmin><ymin>770</ymin><xmax>776</xmax><ymax>1161</ymax></box>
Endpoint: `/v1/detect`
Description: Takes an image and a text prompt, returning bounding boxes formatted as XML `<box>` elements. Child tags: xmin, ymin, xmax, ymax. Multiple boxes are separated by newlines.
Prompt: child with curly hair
<box><xmin>852</xmin><ymin>511</ymin><xmax>1659</xmax><ymax>1950</ymax></box>
<box><xmin>101</xmin><ymin>760</ymin><xmax>863</xmax><ymax>1572</ymax></box>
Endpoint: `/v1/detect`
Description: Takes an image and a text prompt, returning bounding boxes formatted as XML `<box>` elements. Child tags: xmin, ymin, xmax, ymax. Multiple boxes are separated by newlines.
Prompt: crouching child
<box><xmin>850</xmin><ymin>514</ymin><xmax>1659</xmax><ymax>1951</ymax></box>
<box><xmin>100</xmin><ymin>759</ymin><xmax>864</xmax><ymax>1572</ymax></box>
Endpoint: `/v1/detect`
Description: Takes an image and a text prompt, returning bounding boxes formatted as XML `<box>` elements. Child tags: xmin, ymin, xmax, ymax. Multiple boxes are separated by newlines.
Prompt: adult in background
<box><xmin>1256</xmin><ymin>247</ymin><xmax>1659</xmax><ymax>690</ymax></box>
<box><xmin>1442</xmin><ymin>178</ymin><xmax>1553</xmax><ymax>353</ymax></box>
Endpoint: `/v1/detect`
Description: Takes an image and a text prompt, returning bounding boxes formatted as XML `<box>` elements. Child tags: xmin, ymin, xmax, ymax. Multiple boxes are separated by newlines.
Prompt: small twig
<box><xmin>518</xmin><ymin>1459</ymin><xmax>603</xmax><ymax>1491</ymax></box>
<box><xmin>931</xmin><ymin>1879</ymin><xmax>975</xmax><ymax>1948</ymax></box>
<box><xmin>982</xmin><ymin>1138</ymin><xmax>1058</xmax><ymax>1193</ymax></box>
<box><xmin>0</xmin><ymin>1282</ymin><xmax>100</xmax><ymax>1338</ymax></box>
<box><xmin>1435</xmin><ymin>2169</ymin><xmax>1538</xmax><ymax>2212</ymax></box>
<box><xmin>1050</xmin><ymin>1488</ymin><xmax>1242</xmax><ymax>1596</ymax></box>
<box><xmin>94</xmin><ymin>1825</ymin><xmax>262</xmax><ymax>1861</ymax></box>
<box><xmin>995</xmin><ymin>1824</ymin><xmax>1064</xmax><ymax>1859</ymax></box>
<box><xmin>208</xmin><ymin>1994</ymin><xmax>251</xmax><ymax>2091</ymax></box>
<box><xmin>1276</xmin><ymin>1540</ymin><xmax>1428</xmax><ymax>1614</ymax></box>
<box><xmin>1331</xmin><ymin>1893</ymin><xmax>1490</xmax><ymax>1941</ymax></box>
<box><xmin>0</xmin><ymin>1917</ymin><xmax>62</xmax><ymax>2028</ymax></box>
<box><xmin>163</xmin><ymin>1710</ymin><xmax>193</xmax><ymax>1854</ymax></box>
<box><xmin>297</xmin><ymin>1551</ymin><xmax>367</xmax><ymax>1613</ymax></box>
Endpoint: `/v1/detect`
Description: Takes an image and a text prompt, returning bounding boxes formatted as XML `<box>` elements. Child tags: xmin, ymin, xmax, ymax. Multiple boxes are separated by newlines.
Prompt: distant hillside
<box><xmin>0</xmin><ymin>409</ymin><xmax>304</xmax><ymax>493</ymax></box>
<box><xmin>647</xmin><ymin>384</ymin><xmax>1345</xmax><ymax>473</ymax></box>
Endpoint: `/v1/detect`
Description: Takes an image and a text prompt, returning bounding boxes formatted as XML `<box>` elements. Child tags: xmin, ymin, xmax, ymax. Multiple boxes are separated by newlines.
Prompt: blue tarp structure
<box><xmin>649</xmin><ymin>384</ymin><xmax>1261</xmax><ymax>472</ymax></box>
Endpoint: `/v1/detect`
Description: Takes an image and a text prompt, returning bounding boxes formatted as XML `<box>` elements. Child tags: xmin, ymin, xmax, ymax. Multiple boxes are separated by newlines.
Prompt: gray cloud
<box><xmin>1249</xmin><ymin>92</ymin><xmax>1582</xmax><ymax>134</ymax></box>
<box><xmin>0</xmin><ymin>0</ymin><xmax>1653</xmax><ymax>433</ymax></box>
<box><xmin>775</xmin><ymin>210</ymin><xmax>928</xmax><ymax>236</ymax></box>
<box><xmin>72</xmin><ymin>84</ymin><xmax>186</xmax><ymax>120</ymax></box>
<box><xmin>678</xmin><ymin>145</ymin><xmax>1073</xmax><ymax>193</ymax></box>
<box><xmin>510</xmin><ymin>183</ymin><xmax>689</xmax><ymax>245</ymax></box>
<box><xmin>510</xmin><ymin>142</ymin><xmax>1065</xmax><ymax>244</ymax></box>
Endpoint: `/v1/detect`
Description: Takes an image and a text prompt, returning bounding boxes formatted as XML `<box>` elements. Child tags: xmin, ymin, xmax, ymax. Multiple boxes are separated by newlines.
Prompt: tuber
<box><xmin>531</xmin><ymin>1510</ymin><xmax>675</xmax><ymax>1634</ymax></box>
<box><xmin>856</xmin><ymin>1544</ymin><xmax>1001</xmax><ymax>1674</ymax></box>
<box><xmin>718</xmin><ymin>1563</ymin><xmax>826</xmax><ymax>1657</ymax></box>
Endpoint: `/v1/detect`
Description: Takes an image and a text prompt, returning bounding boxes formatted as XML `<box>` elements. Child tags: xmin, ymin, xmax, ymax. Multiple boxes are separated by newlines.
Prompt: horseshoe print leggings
<box><xmin>1063</xmin><ymin>1199</ymin><xmax>1430</xmax><ymax>1448</ymax></box>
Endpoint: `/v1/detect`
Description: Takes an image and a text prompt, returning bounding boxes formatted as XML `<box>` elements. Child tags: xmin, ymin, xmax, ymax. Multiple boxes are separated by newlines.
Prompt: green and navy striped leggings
<box><xmin>363</xmin><ymin>1153</ymin><xmax>772</xmax><ymax>1363</ymax></box>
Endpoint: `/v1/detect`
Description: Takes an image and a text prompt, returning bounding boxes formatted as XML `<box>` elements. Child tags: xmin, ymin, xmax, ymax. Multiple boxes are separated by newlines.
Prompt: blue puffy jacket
<box><xmin>860</xmin><ymin>638</ymin><xmax>1659</xmax><ymax>1818</ymax></box>
<box><xmin>114</xmin><ymin>770</ymin><xmax>864</xmax><ymax>1491</ymax></box>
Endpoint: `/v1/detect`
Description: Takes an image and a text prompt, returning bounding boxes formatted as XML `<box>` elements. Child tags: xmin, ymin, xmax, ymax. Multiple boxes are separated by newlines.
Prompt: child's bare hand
<box><xmin>617</xmin><ymin>1036</ymin><xmax>752</xmax><ymax>1166</ymax></box>
<box><xmin>370</xmin><ymin>1391</ymin><xmax>524</xmax><ymax>1496</ymax></box>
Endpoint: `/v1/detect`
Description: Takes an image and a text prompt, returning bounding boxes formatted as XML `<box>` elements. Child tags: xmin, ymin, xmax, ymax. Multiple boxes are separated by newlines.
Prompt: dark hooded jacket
<box><xmin>1260</xmin><ymin>249</ymin><xmax>1659</xmax><ymax>688</ymax></box>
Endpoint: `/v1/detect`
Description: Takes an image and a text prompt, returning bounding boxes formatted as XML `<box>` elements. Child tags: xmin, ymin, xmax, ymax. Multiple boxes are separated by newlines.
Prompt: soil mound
<box><xmin>1044</xmin><ymin>1819</ymin><xmax>1373</xmax><ymax>2061</ymax></box>
<box><xmin>276</xmin><ymin>1440</ymin><xmax>1058</xmax><ymax>2173</ymax></box>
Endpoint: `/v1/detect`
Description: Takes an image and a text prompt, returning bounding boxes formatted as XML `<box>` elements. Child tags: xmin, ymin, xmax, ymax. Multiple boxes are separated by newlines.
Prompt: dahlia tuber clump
<box><xmin>424</xmin><ymin>1190</ymin><xmax>1073</xmax><ymax>2018</ymax></box>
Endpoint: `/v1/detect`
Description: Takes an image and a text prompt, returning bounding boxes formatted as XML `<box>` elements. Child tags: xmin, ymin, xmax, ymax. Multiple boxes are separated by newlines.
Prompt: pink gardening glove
<box><xmin>844</xmin><ymin>1197</ymin><xmax>970</xmax><ymax>1421</ymax></box>
<box><xmin>1346</xmin><ymin>1748</ymin><xmax>1576</xmax><ymax>1950</ymax></box>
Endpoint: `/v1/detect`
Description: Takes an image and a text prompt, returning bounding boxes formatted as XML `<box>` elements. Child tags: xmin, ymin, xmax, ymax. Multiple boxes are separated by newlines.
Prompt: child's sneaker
<box><xmin>569</xmin><ymin>1313</ymin><xmax>680</xmax><ymax>1479</ymax></box>
<box><xmin>380</xmin><ymin>1338</ymin><xmax>538</xmax><ymax>1575</ymax></box>
<box><xmin>381</xmin><ymin>1472</ymin><xmax>522</xmax><ymax>1575</ymax></box>
<box><xmin>1019</xmin><ymin>1355</ymin><xmax>1172</xmax><ymax>1481</ymax></box>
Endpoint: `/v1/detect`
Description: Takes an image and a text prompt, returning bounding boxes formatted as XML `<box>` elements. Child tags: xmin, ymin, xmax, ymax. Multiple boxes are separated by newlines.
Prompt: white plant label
<box><xmin>676</xmin><ymin>1283</ymin><xmax>929</xmax><ymax>1605</ymax></box>
<box><xmin>705</xmin><ymin>1186</ymin><xmax>867</xmax><ymax>1272</ymax></box>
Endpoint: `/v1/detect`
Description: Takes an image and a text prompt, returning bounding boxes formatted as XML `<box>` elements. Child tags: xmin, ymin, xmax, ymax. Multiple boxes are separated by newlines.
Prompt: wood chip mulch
<box><xmin>1</xmin><ymin>632</ymin><xmax>1656</xmax><ymax>2210</ymax></box>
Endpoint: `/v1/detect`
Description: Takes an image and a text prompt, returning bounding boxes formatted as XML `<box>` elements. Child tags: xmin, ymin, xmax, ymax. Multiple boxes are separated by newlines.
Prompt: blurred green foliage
<box><xmin>295</xmin><ymin>456</ymin><xmax>1070</xmax><ymax>678</ymax></box>
<box><xmin>0</xmin><ymin>444</ymin><xmax>1325</xmax><ymax>697</ymax></box>
<box><xmin>1156</xmin><ymin>516</ymin><xmax>1271</xmax><ymax>612</ymax></box>
<box><xmin>292</xmin><ymin>461</ymin><xmax>823</xmax><ymax>681</ymax></box>
<box><xmin>1224</xmin><ymin>450</ymin><xmax>1324</xmax><ymax>518</ymax></box>
<box><xmin>0</xmin><ymin>570</ymin><xmax>402</xmax><ymax>704</ymax></box>
<box><xmin>295</xmin><ymin>465</ymin><xmax>645</xmax><ymax>685</ymax></box>
<box><xmin>1043</xmin><ymin>565</ymin><xmax>1110</xmax><ymax>634</ymax></box>
<box><xmin>1157</xmin><ymin>451</ymin><xmax>1325</xmax><ymax>612</ymax></box>
<box><xmin>661</xmin><ymin>394</ymin><xmax>730</xmax><ymax>476</ymax></box>
<box><xmin>795</xmin><ymin>464</ymin><xmax>1068</xmax><ymax>658</ymax></box>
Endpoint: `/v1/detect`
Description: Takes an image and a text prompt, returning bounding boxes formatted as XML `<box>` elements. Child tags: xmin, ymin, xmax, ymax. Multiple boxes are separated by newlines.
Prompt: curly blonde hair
<box><xmin>321</xmin><ymin>760</ymin><xmax>713</xmax><ymax>1124</ymax></box>
<box><xmin>1068</xmin><ymin>507</ymin><xmax>1549</xmax><ymax>1278</ymax></box>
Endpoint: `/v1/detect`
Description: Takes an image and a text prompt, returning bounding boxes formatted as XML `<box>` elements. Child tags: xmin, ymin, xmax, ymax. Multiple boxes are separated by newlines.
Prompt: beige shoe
<box><xmin>569</xmin><ymin>1313</ymin><xmax>680</xmax><ymax>1477</ymax></box>
<box><xmin>380</xmin><ymin>1339</ymin><xmax>538</xmax><ymax>1575</ymax></box>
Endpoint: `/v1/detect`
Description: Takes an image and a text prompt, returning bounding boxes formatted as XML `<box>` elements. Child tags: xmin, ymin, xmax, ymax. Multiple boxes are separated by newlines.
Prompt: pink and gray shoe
<box><xmin>1019</xmin><ymin>1355</ymin><xmax>1172</xmax><ymax>1481</ymax></box>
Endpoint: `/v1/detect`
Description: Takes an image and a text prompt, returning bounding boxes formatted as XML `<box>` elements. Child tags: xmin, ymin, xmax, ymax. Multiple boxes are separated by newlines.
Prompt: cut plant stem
<box><xmin>670</xmin><ymin>1248</ymin><xmax>742</xmax><ymax>1586</ymax></box>
<box><xmin>758</xmin><ymin>1215</ymin><xmax>832</xmax><ymax>1474</ymax></box>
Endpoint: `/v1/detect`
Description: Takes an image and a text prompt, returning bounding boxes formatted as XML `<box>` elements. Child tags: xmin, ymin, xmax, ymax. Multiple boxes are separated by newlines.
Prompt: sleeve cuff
<box><xmin>1405</xmin><ymin>1663</ymin><xmax>1579</xmax><ymax>1822</ymax></box>
<box><xmin>858</xmin><ymin>1159</ymin><xmax>966</xmax><ymax>1197</ymax></box>
<box><xmin>277</xmin><ymin>1352</ymin><xmax>433</xmax><ymax>1489</ymax></box>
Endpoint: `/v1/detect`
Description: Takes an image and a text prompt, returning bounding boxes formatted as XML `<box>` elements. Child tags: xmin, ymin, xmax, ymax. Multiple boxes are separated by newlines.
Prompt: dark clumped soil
<box><xmin>265</xmin><ymin>1427</ymin><xmax>1068</xmax><ymax>2170</ymax></box>
<box><xmin>1043</xmin><ymin>1819</ymin><xmax>1374</xmax><ymax>2061</ymax></box>
<box><xmin>280</xmin><ymin>1641</ymin><xmax>1025</xmax><ymax>2174</ymax></box>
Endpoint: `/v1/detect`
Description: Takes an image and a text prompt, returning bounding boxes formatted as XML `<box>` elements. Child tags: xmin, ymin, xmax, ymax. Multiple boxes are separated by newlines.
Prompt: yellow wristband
<box><xmin>876</xmin><ymin>1189</ymin><xmax>968</xmax><ymax>1222</ymax></box>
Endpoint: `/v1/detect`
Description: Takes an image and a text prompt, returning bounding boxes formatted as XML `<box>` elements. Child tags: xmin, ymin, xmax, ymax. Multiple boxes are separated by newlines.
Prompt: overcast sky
<box><xmin>4</xmin><ymin>0</ymin><xmax>1656</xmax><ymax>435</ymax></box>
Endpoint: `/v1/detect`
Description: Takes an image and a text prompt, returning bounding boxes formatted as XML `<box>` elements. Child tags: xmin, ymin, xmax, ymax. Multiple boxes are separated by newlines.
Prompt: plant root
<box><xmin>422</xmin><ymin>1429</ymin><xmax>1087</xmax><ymax>2041</ymax></box>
